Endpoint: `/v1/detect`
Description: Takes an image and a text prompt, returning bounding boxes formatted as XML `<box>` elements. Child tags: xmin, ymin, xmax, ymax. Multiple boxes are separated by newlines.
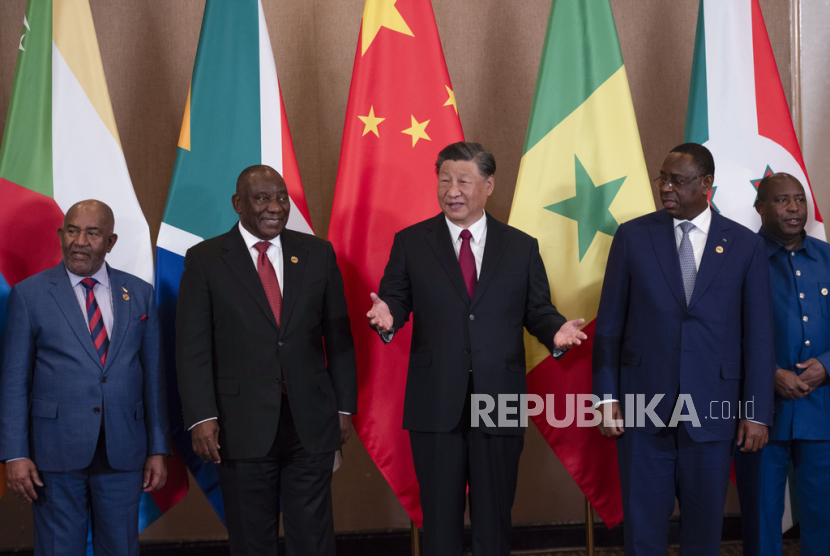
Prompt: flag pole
<box><xmin>411</xmin><ymin>520</ymin><xmax>419</xmax><ymax>555</ymax></box>
<box><xmin>585</xmin><ymin>497</ymin><xmax>595</xmax><ymax>556</ymax></box>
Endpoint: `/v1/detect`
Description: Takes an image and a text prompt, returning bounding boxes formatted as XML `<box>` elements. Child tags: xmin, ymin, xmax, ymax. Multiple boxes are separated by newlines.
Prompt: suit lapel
<box><xmin>687</xmin><ymin>212</ymin><xmax>733</xmax><ymax>310</ymax></box>
<box><xmin>471</xmin><ymin>214</ymin><xmax>508</xmax><ymax>308</ymax></box>
<box><xmin>221</xmin><ymin>226</ymin><xmax>279</xmax><ymax>330</ymax></box>
<box><xmin>426</xmin><ymin>215</ymin><xmax>471</xmax><ymax>305</ymax></box>
<box><xmin>49</xmin><ymin>264</ymin><xmax>104</xmax><ymax>370</ymax></box>
<box><xmin>106</xmin><ymin>265</ymin><xmax>130</xmax><ymax>368</ymax></box>
<box><xmin>649</xmin><ymin>211</ymin><xmax>687</xmax><ymax>309</ymax></box>
<box><xmin>279</xmin><ymin>230</ymin><xmax>306</xmax><ymax>334</ymax></box>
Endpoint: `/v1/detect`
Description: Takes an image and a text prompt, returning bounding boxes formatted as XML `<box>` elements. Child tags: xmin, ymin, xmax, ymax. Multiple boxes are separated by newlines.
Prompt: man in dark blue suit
<box><xmin>0</xmin><ymin>200</ymin><xmax>169</xmax><ymax>556</ymax></box>
<box><xmin>593</xmin><ymin>144</ymin><xmax>775</xmax><ymax>555</ymax></box>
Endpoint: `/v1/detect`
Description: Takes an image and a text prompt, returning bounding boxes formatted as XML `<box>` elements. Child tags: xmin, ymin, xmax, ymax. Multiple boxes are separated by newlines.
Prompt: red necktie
<box><xmin>80</xmin><ymin>278</ymin><xmax>109</xmax><ymax>366</ymax></box>
<box><xmin>459</xmin><ymin>229</ymin><xmax>477</xmax><ymax>300</ymax></box>
<box><xmin>255</xmin><ymin>241</ymin><xmax>282</xmax><ymax>327</ymax></box>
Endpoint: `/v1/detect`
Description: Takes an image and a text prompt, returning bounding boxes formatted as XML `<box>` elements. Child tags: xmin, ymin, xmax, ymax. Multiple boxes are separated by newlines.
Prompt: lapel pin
<box><xmin>123</xmin><ymin>293</ymin><xmax>130</xmax><ymax>300</ymax></box>
<box><xmin>715</xmin><ymin>246</ymin><xmax>724</xmax><ymax>254</ymax></box>
<box><xmin>291</xmin><ymin>256</ymin><xmax>298</xmax><ymax>263</ymax></box>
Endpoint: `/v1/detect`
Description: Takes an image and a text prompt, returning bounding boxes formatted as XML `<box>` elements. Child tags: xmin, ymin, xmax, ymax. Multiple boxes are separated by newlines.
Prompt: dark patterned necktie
<box><xmin>255</xmin><ymin>241</ymin><xmax>282</xmax><ymax>327</ymax></box>
<box><xmin>459</xmin><ymin>229</ymin><xmax>477</xmax><ymax>300</ymax></box>
<box><xmin>678</xmin><ymin>222</ymin><xmax>697</xmax><ymax>305</ymax></box>
<box><xmin>80</xmin><ymin>278</ymin><xmax>109</xmax><ymax>366</ymax></box>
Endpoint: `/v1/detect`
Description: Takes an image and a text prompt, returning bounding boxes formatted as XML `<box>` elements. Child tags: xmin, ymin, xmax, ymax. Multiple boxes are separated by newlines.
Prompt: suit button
<box><xmin>464</xmin><ymin>348</ymin><xmax>471</xmax><ymax>354</ymax></box>
<box><xmin>803</xmin><ymin>316</ymin><xmax>809</xmax><ymax>322</ymax></box>
<box><xmin>683</xmin><ymin>315</ymin><xmax>691</xmax><ymax>322</ymax></box>
<box><xmin>806</xmin><ymin>340</ymin><xmax>811</xmax><ymax>347</ymax></box>
<box><xmin>93</xmin><ymin>407</ymin><xmax>101</xmax><ymax>414</ymax></box>
<box><xmin>101</xmin><ymin>377</ymin><xmax>107</xmax><ymax>383</ymax></box>
<box><xmin>469</xmin><ymin>314</ymin><xmax>475</xmax><ymax>321</ymax></box>
<box><xmin>278</xmin><ymin>342</ymin><xmax>284</xmax><ymax>347</ymax></box>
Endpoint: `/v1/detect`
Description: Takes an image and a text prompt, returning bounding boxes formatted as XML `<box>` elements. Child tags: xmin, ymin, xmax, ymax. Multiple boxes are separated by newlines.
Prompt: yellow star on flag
<box><xmin>443</xmin><ymin>86</ymin><xmax>458</xmax><ymax>115</ymax></box>
<box><xmin>361</xmin><ymin>0</ymin><xmax>414</xmax><ymax>56</ymax></box>
<box><xmin>402</xmin><ymin>115</ymin><xmax>431</xmax><ymax>147</ymax></box>
<box><xmin>358</xmin><ymin>106</ymin><xmax>385</xmax><ymax>137</ymax></box>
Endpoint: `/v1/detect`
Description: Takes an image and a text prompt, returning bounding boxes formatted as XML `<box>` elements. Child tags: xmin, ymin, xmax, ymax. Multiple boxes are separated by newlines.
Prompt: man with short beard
<box><xmin>0</xmin><ymin>199</ymin><xmax>169</xmax><ymax>556</ymax></box>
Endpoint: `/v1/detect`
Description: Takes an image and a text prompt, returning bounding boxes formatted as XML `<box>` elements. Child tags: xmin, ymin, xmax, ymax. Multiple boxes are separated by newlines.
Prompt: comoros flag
<box><xmin>684</xmin><ymin>0</ymin><xmax>824</xmax><ymax>239</ymax></box>
<box><xmin>0</xmin><ymin>0</ymin><xmax>166</xmax><ymax>509</ymax></box>
<box><xmin>155</xmin><ymin>0</ymin><xmax>313</xmax><ymax>523</ymax></box>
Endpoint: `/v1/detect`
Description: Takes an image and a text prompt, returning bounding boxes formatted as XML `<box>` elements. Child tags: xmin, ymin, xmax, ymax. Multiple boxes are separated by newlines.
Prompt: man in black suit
<box><xmin>367</xmin><ymin>142</ymin><xmax>586</xmax><ymax>556</ymax></box>
<box><xmin>176</xmin><ymin>165</ymin><xmax>357</xmax><ymax>556</ymax></box>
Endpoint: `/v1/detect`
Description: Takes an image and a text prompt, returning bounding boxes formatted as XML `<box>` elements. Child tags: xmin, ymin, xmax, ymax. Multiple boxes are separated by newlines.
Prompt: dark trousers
<box><xmin>33</xmin><ymin>430</ymin><xmax>143</xmax><ymax>556</ymax></box>
<box><xmin>617</xmin><ymin>424</ymin><xmax>734</xmax><ymax>556</ymax></box>
<box><xmin>409</xmin><ymin>376</ymin><xmax>524</xmax><ymax>556</ymax></box>
<box><xmin>218</xmin><ymin>394</ymin><xmax>336</xmax><ymax>556</ymax></box>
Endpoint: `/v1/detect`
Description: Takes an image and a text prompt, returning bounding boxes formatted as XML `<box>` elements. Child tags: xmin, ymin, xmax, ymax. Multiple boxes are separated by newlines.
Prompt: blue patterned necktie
<box><xmin>678</xmin><ymin>221</ymin><xmax>697</xmax><ymax>305</ymax></box>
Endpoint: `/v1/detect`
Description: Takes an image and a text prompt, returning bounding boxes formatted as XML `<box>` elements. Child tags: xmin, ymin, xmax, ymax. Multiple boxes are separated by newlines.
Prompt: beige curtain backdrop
<box><xmin>0</xmin><ymin>0</ymin><xmax>818</xmax><ymax>549</ymax></box>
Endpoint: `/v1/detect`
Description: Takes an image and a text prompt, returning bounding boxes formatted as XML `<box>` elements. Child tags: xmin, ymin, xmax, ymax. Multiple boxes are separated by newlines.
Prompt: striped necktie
<box><xmin>678</xmin><ymin>222</ymin><xmax>697</xmax><ymax>305</ymax></box>
<box><xmin>80</xmin><ymin>277</ymin><xmax>109</xmax><ymax>366</ymax></box>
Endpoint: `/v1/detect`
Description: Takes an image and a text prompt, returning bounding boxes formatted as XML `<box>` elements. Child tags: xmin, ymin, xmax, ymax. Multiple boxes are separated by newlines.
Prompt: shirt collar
<box><xmin>673</xmin><ymin>207</ymin><xmax>712</xmax><ymax>235</ymax></box>
<box><xmin>758</xmin><ymin>227</ymin><xmax>815</xmax><ymax>260</ymax></box>
<box><xmin>66</xmin><ymin>263</ymin><xmax>110</xmax><ymax>290</ymax></box>
<box><xmin>445</xmin><ymin>211</ymin><xmax>487</xmax><ymax>243</ymax></box>
<box><xmin>238</xmin><ymin>221</ymin><xmax>282</xmax><ymax>252</ymax></box>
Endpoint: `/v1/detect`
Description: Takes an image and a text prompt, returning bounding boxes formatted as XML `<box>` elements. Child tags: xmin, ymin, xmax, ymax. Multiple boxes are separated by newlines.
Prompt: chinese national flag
<box><xmin>328</xmin><ymin>0</ymin><xmax>464</xmax><ymax>526</ymax></box>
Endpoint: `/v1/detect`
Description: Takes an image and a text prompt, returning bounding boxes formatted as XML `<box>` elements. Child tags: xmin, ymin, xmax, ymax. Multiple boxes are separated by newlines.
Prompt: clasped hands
<box><xmin>775</xmin><ymin>358</ymin><xmax>827</xmax><ymax>400</ymax></box>
<box><xmin>367</xmin><ymin>292</ymin><xmax>587</xmax><ymax>351</ymax></box>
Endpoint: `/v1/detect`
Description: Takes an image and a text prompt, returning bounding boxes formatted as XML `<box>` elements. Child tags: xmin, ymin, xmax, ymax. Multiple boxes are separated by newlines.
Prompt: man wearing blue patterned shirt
<box><xmin>755</xmin><ymin>172</ymin><xmax>830</xmax><ymax>556</ymax></box>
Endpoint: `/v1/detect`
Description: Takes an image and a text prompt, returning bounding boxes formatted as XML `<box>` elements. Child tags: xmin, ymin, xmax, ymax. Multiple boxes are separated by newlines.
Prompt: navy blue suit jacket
<box><xmin>593</xmin><ymin>209</ymin><xmax>775</xmax><ymax>441</ymax></box>
<box><xmin>0</xmin><ymin>263</ymin><xmax>170</xmax><ymax>471</ymax></box>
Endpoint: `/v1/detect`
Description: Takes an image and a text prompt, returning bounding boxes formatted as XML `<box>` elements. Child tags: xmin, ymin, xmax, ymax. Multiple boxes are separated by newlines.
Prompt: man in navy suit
<box><xmin>0</xmin><ymin>200</ymin><xmax>169</xmax><ymax>556</ymax></box>
<box><xmin>593</xmin><ymin>143</ymin><xmax>775</xmax><ymax>555</ymax></box>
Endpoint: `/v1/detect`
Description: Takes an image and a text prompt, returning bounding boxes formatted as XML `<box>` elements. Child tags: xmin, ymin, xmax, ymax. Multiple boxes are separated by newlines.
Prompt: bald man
<box><xmin>0</xmin><ymin>200</ymin><xmax>169</xmax><ymax>556</ymax></box>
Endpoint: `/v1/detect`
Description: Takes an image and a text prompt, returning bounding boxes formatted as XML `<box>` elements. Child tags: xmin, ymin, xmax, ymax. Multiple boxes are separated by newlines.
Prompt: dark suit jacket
<box><xmin>378</xmin><ymin>213</ymin><xmax>567</xmax><ymax>436</ymax></box>
<box><xmin>592</xmin><ymin>209</ymin><xmax>776</xmax><ymax>441</ymax></box>
<box><xmin>0</xmin><ymin>263</ymin><xmax>169</xmax><ymax>471</ymax></box>
<box><xmin>176</xmin><ymin>225</ymin><xmax>357</xmax><ymax>458</ymax></box>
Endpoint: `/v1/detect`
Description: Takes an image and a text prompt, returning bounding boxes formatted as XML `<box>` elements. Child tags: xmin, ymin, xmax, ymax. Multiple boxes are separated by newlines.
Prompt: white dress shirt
<box><xmin>445</xmin><ymin>211</ymin><xmax>487</xmax><ymax>280</ymax></box>
<box><xmin>67</xmin><ymin>264</ymin><xmax>114</xmax><ymax>337</ymax></box>
<box><xmin>672</xmin><ymin>207</ymin><xmax>711</xmax><ymax>271</ymax></box>
<box><xmin>238</xmin><ymin>221</ymin><xmax>283</xmax><ymax>295</ymax></box>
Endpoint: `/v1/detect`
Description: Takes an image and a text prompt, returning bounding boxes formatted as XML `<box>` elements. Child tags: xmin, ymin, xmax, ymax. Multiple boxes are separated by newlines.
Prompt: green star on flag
<box><xmin>545</xmin><ymin>155</ymin><xmax>625</xmax><ymax>261</ymax></box>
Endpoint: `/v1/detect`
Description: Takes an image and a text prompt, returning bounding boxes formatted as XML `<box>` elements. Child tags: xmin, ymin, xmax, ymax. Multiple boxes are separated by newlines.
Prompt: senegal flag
<box><xmin>508</xmin><ymin>0</ymin><xmax>654</xmax><ymax>527</ymax></box>
<box><xmin>155</xmin><ymin>0</ymin><xmax>313</xmax><ymax>523</ymax></box>
<box><xmin>0</xmin><ymin>0</ymin><xmax>156</xmax><ymax>501</ymax></box>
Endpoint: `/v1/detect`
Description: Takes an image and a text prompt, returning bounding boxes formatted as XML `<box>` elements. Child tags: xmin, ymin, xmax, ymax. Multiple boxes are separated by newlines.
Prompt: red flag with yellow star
<box><xmin>328</xmin><ymin>0</ymin><xmax>464</xmax><ymax>526</ymax></box>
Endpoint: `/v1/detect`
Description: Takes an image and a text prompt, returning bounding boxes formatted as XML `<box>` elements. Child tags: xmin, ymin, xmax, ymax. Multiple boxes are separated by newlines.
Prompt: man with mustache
<box><xmin>750</xmin><ymin>172</ymin><xmax>830</xmax><ymax>555</ymax></box>
<box><xmin>593</xmin><ymin>143</ymin><xmax>775</xmax><ymax>554</ymax></box>
<box><xmin>0</xmin><ymin>200</ymin><xmax>169</xmax><ymax>556</ymax></box>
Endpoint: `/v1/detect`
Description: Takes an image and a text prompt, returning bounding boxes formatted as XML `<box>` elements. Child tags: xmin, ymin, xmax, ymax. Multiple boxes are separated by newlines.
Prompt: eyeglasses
<box><xmin>652</xmin><ymin>174</ymin><xmax>705</xmax><ymax>189</ymax></box>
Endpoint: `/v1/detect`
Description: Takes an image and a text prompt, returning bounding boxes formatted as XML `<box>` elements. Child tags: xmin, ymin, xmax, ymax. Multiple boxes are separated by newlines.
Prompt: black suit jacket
<box><xmin>378</xmin><ymin>213</ymin><xmax>566</xmax><ymax>436</ymax></box>
<box><xmin>176</xmin><ymin>225</ymin><xmax>357</xmax><ymax>458</ymax></box>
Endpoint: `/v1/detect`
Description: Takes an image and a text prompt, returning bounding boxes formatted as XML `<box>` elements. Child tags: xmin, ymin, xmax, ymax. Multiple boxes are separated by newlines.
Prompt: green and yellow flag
<box><xmin>508</xmin><ymin>0</ymin><xmax>653</xmax><ymax>527</ymax></box>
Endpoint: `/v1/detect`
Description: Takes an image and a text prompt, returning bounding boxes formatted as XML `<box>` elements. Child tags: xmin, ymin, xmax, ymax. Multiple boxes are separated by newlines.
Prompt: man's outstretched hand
<box><xmin>554</xmin><ymin>318</ymin><xmax>587</xmax><ymax>350</ymax></box>
<box><xmin>367</xmin><ymin>293</ymin><xmax>393</xmax><ymax>333</ymax></box>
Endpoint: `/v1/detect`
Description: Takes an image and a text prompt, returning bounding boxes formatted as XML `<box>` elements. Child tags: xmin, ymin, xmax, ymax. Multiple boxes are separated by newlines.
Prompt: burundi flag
<box><xmin>155</xmin><ymin>0</ymin><xmax>313</xmax><ymax>523</ymax></box>
<box><xmin>685</xmin><ymin>0</ymin><xmax>824</xmax><ymax>239</ymax></box>
<box><xmin>685</xmin><ymin>0</ymin><xmax>820</xmax><ymax>542</ymax></box>
<box><xmin>507</xmin><ymin>0</ymin><xmax>654</xmax><ymax>528</ymax></box>
<box><xmin>0</xmin><ymin>0</ymin><xmax>175</xmax><ymax>513</ymax></box>
<box><xmin>328</xmin><ymin>0</ymin><xmax>464</xmax><ymax>526</ymax></box>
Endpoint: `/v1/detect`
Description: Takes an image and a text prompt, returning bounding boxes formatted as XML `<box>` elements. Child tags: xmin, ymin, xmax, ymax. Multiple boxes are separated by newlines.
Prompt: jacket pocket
<box><xmin>819</xmin><ymin>282</ymin><xmax>830</xmax><ymax>318</ymax></box>
<box><xmin>720</xmin><ymin>361</ymin><xmax>741</xmax><ymax>379</ymax></box>
<box><xmin>31</xmin><ymin>399</ymin><xmax>57</xmax><ymax>419</ymax></box>
<box><xmin>621</xmin><ymin>347</ymin><xmax>642</xmax><ymax>366</ymax></box>
<box><xmin>135</xmin><ymin>401</ymin><xmax>145</xmax><ymax>420</ymax></box>
<box><xmin>217</xmin><ymin>378</ymin><xmax>240</xmax><ymax>395</ymax></box>
<box><xmin>409</xmin><ymin>351</ymin><xmax>432</xmax><ymax>368</ymax></box>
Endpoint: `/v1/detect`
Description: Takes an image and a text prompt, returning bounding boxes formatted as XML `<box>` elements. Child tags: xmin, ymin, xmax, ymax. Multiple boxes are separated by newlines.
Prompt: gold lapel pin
<box><xmin>291</xmin><ymin>256</ymin><xmax>298</xmax><ymax>263</ymax></box>
<box><xmin>715</xmin><ymin>246</ymin><xmax>724</xmax><ymax>254</ymax></box>
<box><xmin>123</xmin><ymin>293</ymin><xmax>130</xmax><ymax>300</ymax></box>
